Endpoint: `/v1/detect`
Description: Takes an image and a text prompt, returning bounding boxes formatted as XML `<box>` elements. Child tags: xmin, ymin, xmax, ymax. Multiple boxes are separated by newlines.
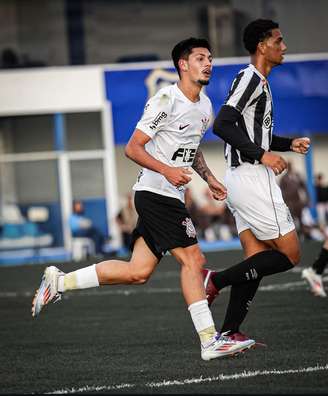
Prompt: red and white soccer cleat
<box><xmin>201</xmin><ymin>332</ymin><xmax>255</xmax><ymax>361</ymax></box>
<box><xmin>31</xmin><ymin>266</ymin><xmax>64</xmax><ymax>317</ymax></box>
<box><xmin>202</xmin><ymin>268</ymin><xmax>220</xmax><ymax>307</ymax></box>
<box><xmin>302</xmin><ymin>267</ymin><xmax>327</xmax><ymax>298</ymax></box>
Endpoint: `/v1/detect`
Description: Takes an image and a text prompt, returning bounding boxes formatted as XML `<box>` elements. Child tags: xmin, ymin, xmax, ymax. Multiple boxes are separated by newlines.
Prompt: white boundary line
<box><xmin>48</xmin><ymin>363</ymin><xmax>328</xmax><ymax>394</ymax></box>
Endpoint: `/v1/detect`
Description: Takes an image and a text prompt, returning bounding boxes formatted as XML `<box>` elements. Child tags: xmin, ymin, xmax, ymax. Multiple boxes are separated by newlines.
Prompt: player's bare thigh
<box><xmin>240</xmin><ymin>228</ymin><xmax>300</xmax><ymax>265</ymax></box>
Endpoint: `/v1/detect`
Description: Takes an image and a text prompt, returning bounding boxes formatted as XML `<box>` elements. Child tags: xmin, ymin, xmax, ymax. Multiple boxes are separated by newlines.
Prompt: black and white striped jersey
<box><xmin>224</xmin><ymin>64</ymin><xmax>273</xmax><ymax>167</ymax></box>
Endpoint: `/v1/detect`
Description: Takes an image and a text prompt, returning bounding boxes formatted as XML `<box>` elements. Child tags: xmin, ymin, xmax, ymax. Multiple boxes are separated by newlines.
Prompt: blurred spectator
<box><xmin>185</xmin><ymin>187</ymin><xmax>212</xmax><ymax>240</ymax></box>
<box><xmin>279</xmin><ymin>161</ymin><xmax>309</xmax><ymax>236</ymax></box>
<box><xmin>1</xmin><ymin>48</ymin><xmax>20</xmax><ymax>69</ymax></box>
<box><xmin>69</xmin><ymin>200</ymin><xmax>104</xmax><ymax>254</ymax></box>
<box><xmin>315</xmin><ymin>173</ymin><xmax>328</xmax><ymax>231</ymax></box>
<box><xmin>199</xmin><ymin>187</ymin><xmax>235</xmax><ymax>241</ymax></box>
<box><xmin>116</xmin><ymin>193</ymin><xmax>138</xmax><ymax>250</ymax></box>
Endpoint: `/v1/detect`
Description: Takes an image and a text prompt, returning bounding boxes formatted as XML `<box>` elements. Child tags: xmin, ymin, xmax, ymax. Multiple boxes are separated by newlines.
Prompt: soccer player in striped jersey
<box><xmin>203</xmin><ymin>19</ymin><xmax>311</xmax><ymax>344</ymax></box>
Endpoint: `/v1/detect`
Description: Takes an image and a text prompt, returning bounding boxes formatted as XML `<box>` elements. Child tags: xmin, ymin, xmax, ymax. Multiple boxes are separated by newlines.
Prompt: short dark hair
<box><xmin>243</xmin><ymin>19</ymin><xmax>279</xmax><ymax>54</ymax></box>
<box><xmin>171</xmin><ymin>37</ymin><xmax>211</xmax><ymax>77</ymax></box>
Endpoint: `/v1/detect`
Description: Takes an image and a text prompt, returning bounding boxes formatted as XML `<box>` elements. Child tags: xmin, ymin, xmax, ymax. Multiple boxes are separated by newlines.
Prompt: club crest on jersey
<box><xmin>263</xmin><ymin>112</ymin><xmax>272</xmax><ymax>129</ymax></box>
<box><xmin>182</xmin><ymin>217</ymin><xmax>196</xmax><ymax>238</ymax></box>
<box><xmin>201</xmin><ymin>118</ymin><xmax>210</xmax><ymax>134</ymax></box>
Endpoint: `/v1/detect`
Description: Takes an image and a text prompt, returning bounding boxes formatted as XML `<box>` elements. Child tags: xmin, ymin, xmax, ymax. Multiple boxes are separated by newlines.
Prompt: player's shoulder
<box><xmin>199</xmin><ymin>90</ymin><xmax>213</xmax><ymax>109</ymax></box>
<box><xmin>151</xmin><ymin>84</ymin><xmax>175</xmax><ymax>104</ymax></box>
<box><xmin>236</xmin><ymin>64</ymin><xmax>261</xmax><ymax>82</ymax></box>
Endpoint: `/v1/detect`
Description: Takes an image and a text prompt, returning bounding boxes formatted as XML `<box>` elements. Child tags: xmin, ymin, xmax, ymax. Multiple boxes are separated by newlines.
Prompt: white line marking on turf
<box><xmin>1</xmin><ymin>276</ymin><xmax>327</xmax><ymax>299</ymax></box>
<box><xmin>48</xmin><ymin>363</ymin><xmax>328</xmax><ymax>394</ymax></box>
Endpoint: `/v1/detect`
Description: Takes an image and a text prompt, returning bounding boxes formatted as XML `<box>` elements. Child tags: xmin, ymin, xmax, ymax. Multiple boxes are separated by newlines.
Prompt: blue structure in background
<box><xmin>105</xmin><ymin>59</ymin><xmax>328</xmax><ymax>144</ymax></box>
<box><xmin>54</xmin><ymin>113</ymin><xmax>66</xmax><ymax>151</ymax></box>
<box><xmin>2</xmin><ymin>59</ymin><xmax>327</xmax><ymax>265</ymax></box>
<box><xmin>105</xmin><ymin>59</ymin><xmax>328</xmax><ymax>221</ymax></box>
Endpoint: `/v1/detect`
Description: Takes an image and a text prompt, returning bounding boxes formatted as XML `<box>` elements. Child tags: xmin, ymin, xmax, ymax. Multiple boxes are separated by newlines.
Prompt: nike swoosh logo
<box><xmin>179</xmin><ymin>124</ymin><xmax>190</xmax><ymax>130</ymax></box>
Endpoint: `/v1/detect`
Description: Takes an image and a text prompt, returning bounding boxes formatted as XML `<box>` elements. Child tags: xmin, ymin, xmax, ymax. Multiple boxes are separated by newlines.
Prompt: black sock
<box><xmin>312</xmin><ymin>247</ymin><xmax>328</xmax><ymax>275</ymax></box>
<box><xmin>212</xmin><ymin>249</ymin><xmax>294</xmax><ymax>289</ymax></box>
<box><xmin>221</xmin><ymin>278</ymin><xmax>261</xmax><ymax>334</ymax></box>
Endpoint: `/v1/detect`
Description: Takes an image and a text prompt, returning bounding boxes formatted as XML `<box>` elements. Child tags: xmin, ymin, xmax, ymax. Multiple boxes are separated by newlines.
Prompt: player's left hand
<box><xmin>291</xmin><ymin>137</ymin><xmax>311</xmax><ymax>154</ymax></box>
<box><xmin>207</xmin><ymin>176</ymin><xmax>227</xmax><ymax>201</ymax></box>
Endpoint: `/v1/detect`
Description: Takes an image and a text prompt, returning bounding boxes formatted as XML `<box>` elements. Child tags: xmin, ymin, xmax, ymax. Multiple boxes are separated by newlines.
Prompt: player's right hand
<box><xmin>162</xmin><ymin>166</ymin><xmax>192</xmax><ymax>187</ymax></box>
<box><xmin>260</xmin><ymin>152</ymin><xmax>287</xmax><ymax>175</ymax></box>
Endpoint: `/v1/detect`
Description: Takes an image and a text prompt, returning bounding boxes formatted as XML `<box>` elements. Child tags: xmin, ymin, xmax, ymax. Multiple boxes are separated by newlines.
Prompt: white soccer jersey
<box><xmin>225</xmin><ymin>64</ymin><xmax>273</xmax><ymax>167</ymax></box>
<box><xmin>133</xmin><ymin>83</ymin><xmax>213</xmax><ymax>202</ymax></box>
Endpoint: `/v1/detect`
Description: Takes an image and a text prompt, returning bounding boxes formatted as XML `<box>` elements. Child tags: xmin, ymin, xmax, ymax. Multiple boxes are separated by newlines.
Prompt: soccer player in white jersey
<box><xmin>31</xmin><ymin>38</ymin><xmax>254</xmax><ymax>360</ymax></box>
<box><xmin>203</xmin><ymin>19</ymin><xmax>311</xmax><ymax>344</ymax></box>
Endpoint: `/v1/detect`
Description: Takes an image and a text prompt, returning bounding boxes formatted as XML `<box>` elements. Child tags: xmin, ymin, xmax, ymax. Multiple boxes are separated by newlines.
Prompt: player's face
<box><xmin>262</xmin><ymin>28</ymin><xmax>287</xmax><ymax>66</ymax></box>
<box><xmin>183</xmin><ymin>47</ymin><xmax>213</xmax><ymax>85</ymax></box>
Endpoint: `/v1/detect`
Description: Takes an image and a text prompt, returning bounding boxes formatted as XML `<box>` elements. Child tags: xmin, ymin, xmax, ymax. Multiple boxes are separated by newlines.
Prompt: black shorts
<box><xmin>130</xmin><ymin>190</ymin><xmax>198</xmax><ymax>260</ymax></box>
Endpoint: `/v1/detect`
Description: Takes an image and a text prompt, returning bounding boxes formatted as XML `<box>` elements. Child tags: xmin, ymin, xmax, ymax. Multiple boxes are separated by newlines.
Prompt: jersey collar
<box><xmin>248</xmin><ymin>64</ymin><xmax>267</xmax><ymax>82</ymax></box>
<box><xmin>174</xmin><ymin>83</ymin><xmax>201</xmax><ymax>104</ymax></box>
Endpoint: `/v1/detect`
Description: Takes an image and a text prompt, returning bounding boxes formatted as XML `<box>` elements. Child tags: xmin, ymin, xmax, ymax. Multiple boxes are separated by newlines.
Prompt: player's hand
<box><xmin>291</xmin><ymin>137</ymin><xmax>311</xmax><ymax>154</ymax></box>
<box><xmin>207</xmin><ymin>176</ymin><xmax>227</xmax><ymax>201</ymax></box>
<box><xmin>162</xmin><ymin>166</ymin><xmax>192</xmax><ymax>187</ymax></box>
<box><xmin>260</xmin><ymin>152</ymin><xmax>287</xmax><ymax>175</ymax></box>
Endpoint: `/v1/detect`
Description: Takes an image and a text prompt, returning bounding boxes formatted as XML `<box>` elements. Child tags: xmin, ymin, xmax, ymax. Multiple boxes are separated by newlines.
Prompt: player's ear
<box><xmin>178</xmin><ymin>58</ymin><xmax>189</xmax><ymax>72</ymax></box>
<box><xmin>258</xmin><ymin>41</ymin><xmax>266</xmax><ymax>55</ymax></box>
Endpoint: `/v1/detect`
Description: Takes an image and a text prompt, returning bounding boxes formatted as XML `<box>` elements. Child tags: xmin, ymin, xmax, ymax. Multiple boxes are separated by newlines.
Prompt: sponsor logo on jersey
<box><xmin>179</xmin><ymin>124</ymin><xmax>190</xmax><ymax>130</ymax></box>
<box><xmin>182</xmin><ymin>217</ymin><xmax>196</xmax><ymax>238</ymax></box>
<box><xmin>171</xmin><ymin>147</ymin><xmax>197</xmax><ymax>162</ymax></box>
<box><xmin>149</xmin><ymin>111</ymin><xmax>167</xmax><ymax>130</ymax></box>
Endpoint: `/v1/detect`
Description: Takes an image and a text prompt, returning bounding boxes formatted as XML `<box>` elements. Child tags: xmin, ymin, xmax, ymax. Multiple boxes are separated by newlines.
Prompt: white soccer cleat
<box><xmin>302</xmin><ymin>267</ymin><xmax>327</xmax><ymax>298</ymax></box>
<box><xmin>31</xmin><ymin>266</ymin><xmax>65</xmax><ymax>317</ymax></box>
<box><xmin>201</xmin><ymin>332</ymin><xmax>255</xmax><ymax>361</ymax></box>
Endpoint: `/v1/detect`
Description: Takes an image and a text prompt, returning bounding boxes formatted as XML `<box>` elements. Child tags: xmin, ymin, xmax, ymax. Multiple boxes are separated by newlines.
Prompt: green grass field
<box><xmin>0</xmin><ymin>240</ymin><xmax>327</xmax><ymax>394</ymax></box>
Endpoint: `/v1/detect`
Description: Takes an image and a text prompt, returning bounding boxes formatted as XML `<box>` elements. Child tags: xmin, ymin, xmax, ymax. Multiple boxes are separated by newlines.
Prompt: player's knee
<box><xmin>183</xmin><ymin>252</ymin><xmax>206</xmax><ymax>271</ymax></box>
<box><xmin>289</xmin><ymin>249</ymin><xmax>300</xmax><ymax>266</ymax></box>
<box><xmin>129</xmin><ymin>268</ymin><xmax>151</xmax><ymax>284</ymax></box>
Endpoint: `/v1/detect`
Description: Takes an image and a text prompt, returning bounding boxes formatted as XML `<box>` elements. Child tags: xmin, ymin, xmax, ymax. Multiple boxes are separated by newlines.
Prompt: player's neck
<box><xmin>250</xmin><ymin>56</ymin><xmax>273</xmax><ymax>78</ymax></box>
<box><xmin>177</xmin><ymin>81</ymin><xmax>201</xmax><ymax>103</ymax></box>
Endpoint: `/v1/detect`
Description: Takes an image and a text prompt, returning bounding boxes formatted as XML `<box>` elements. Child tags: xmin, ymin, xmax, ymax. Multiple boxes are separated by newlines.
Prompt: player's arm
<box><xmin>270</xmin><ymin>134</ymin><xmax>310</xmax><ymax>154</ymax></box>
<box><xmin>192</xmin><ymin>149</ymin><xmax>227</xmax><ymax>201</ymax></box>
<box><xmin>213</xmin><ymin>105</ymin><xmax>265</xmax><ymax>160</ymax></box>
<box><xmin>213</xmin><ymin>106</ymin><xmax>287</xmax><ymax>175</ymax></box>
<box><xmin>125</xmin><ymin>129</ymin><xmax>192</xmax><ymax>187</ymax></box>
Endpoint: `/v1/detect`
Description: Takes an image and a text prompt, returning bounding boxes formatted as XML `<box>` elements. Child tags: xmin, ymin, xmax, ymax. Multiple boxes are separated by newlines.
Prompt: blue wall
<box><xmin>105</xmin><ymin>59</ymin><xmax>328</xmax><ymax>144</ymax></box>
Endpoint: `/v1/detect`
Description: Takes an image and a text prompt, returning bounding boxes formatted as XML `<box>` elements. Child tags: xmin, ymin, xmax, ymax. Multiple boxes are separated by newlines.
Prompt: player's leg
<box><xmin>32</xmin><ymin>236</ymin><xmax>159</xmax><ymax>317</ymax></box>
<box><xmin>219</xmin><ymin>229</ymin><xmax>268</xmax><ymax>335</ymax></box>
<box><xmin>206</xmin><ymin>230</ymin><xmax>298</xmax><ymax>338</ymax></box>
<box><xmin>170</xmin><ymin>243</ymin><xmax>255</xmax><ymax>360</ymax></box>
<box><xmin>302</xmin><ymin>237</ymin><xmax>328</xmax><ymax>297</ymax></box>
<box><xmin>96</xmin><ymin>237</ymin><xmax>159</xmax><ymax>285</ymax></box>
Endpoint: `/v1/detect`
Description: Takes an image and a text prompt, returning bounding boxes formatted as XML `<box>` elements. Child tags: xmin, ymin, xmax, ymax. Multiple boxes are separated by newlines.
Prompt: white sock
<box><xmin>188</xmin><ymin>299</ymin><xmax>217</xmax><ymax>343</ymax></box>
<box><xmin>58</xmin><ymin>264</ymin><xmax>99</xmax><ymax>292</ymax></box>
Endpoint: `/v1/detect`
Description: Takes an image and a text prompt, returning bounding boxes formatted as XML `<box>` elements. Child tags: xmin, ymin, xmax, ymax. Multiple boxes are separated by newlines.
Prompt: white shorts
<box><xmin>225</xmin><ymin>163</ymin><xmax>295</xmax><ymax>240</ymax></box>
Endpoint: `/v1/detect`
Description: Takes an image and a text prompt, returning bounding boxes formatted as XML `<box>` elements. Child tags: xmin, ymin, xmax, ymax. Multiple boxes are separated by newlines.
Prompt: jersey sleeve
<box><xmin>136</xmin><ymin>91</ymin><xmax>172</xmax><ymax>138</ymax></box>
<box><xmin>225</xmin><ymin>70</ymin><xmax>262</xmax><ymax>114</ymax></box>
